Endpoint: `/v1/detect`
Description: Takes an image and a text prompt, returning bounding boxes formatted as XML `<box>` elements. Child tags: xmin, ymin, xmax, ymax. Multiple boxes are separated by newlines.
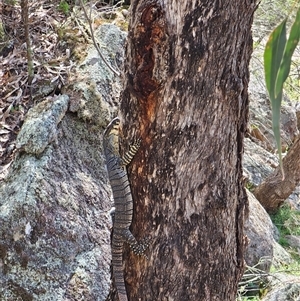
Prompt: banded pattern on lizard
<box><xmin>103</xmin><ymin>117</ymin><xmax>149</xmax><ymax>301</ymax></box>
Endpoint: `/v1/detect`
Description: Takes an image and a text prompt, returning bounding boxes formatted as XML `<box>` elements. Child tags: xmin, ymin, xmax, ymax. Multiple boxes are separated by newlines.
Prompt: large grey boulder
<box><xmin>243</xmin><ymin>138</ymin><xmax>279</xmax><ymax>186</ymax></box>
<box><xmin>244</xmin><ymin>191</ymin><xmax>292</xmax><ymax>271</ymax></box>
<box><xmin>70</xmin><ymin>23</ymin><xmax>127</xmax><ymax>122</ymax></box>
<box><xmin>248</xmin><ymin>91</ymin><xmax>299</xmax><ymax>153</ymax></box>
<box><xmin>0</xmin><ymin>95</ymin><xmax>112</xmax><ymax>300</ymax></box>
<box><xmin>0</xmin><ymin>24</ymin><xmax>125</xmax><ymax>301</ymax></box>
<box><xmin>285</xmin><ymin>235</ymin><xmax>300</xmax><ymax>252</ymax></box>
<box><xmin>261</xmin><ymin>274</ymin><xmax>300</xmax><ymax>301</ymax></box>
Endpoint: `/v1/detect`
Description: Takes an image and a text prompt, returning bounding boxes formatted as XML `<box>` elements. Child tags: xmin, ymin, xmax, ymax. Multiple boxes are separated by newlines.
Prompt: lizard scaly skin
<box><xmin>103</xmin><ymin>117</ymin><xmax>149</xmax><ymax>301</ymax></box>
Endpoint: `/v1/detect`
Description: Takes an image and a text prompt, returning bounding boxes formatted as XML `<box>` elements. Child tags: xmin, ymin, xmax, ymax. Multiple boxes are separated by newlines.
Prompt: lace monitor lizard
<box><xmin>103</xmin><ymin>117</ymin><xmax>149</xmax><ymax>301</ymax></box>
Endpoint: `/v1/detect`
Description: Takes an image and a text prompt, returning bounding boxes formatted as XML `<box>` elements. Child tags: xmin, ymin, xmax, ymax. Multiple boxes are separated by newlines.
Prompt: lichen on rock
<box><xmin>16</xmin><ymin>95</ymin><xmax>69</xmax><ymax>155</ymax></box>
<box><xmin>0</xmin><ymin>23</ymin><xmax>127</xmax><ymax>301</ymax></box>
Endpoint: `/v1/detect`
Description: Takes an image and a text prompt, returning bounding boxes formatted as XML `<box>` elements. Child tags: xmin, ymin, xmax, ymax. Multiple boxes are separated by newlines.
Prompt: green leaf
<box><xmin>264</xmin><ymin>19</ymin><xmax>287</xmax><ymax>179</ymax></box>
<box><xmin>275</xmin><ymin>8</ymin><xmax>300</xmax><ymax>98</ymax></box>
<box><xmin>264</xmin><ymin>18</ymin><xmax>287</xmax><ymax>100</ymax></box>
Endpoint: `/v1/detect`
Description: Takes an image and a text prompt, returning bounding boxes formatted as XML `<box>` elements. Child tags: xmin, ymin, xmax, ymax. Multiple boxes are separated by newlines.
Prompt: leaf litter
<box><xmin>0</xmin><ymin>0</ymin><xmax>92</xmax><ymax>179</ymax></box>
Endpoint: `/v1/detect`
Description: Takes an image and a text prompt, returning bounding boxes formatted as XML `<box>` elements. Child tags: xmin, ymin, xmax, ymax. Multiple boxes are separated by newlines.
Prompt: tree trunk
<box><xmin>119</xmin><ymin>0</ymin><xmax>256</xmax><ymax>300</ymax></box>
<box><xmin>254</xmin><ymin>135</ymin><xmax>300</xmax><ymax>213</ymax></box>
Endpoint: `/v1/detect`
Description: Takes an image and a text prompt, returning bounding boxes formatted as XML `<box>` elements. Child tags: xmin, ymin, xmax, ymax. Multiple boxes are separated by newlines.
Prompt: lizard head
<box><xmin>103</xmin><ymin>117</ymin><xmax>120</xmax><ymax>155</ymax></box>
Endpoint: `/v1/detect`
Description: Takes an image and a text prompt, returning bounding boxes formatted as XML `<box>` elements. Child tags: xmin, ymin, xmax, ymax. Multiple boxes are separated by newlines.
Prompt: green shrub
<box><xmin>58</xmin><ymin>1</ymin><xmax>70</xmax><ymax>15</ymax></box>
<box><xmin>271</xmin><ymin>204</ymin><xmax>300</xmax><ymax>246</ymax></box>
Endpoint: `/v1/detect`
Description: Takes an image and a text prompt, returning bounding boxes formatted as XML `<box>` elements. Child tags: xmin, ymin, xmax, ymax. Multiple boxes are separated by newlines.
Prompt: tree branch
<box><xmin>21</xmin><ymin>0</ymin><xmax>34</xmax><ymax>85</ymax></box>
<box><xmin>79</xmin><ymin>0</ymin><xmax>120</xmax><ymax>77</ymax></box>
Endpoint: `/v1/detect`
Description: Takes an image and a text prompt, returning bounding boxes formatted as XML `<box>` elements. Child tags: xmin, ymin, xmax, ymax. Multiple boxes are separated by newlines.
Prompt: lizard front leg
<box><xmin>121</xmin><ymin>139</ymin><xmax>141</xmax><ymax>166</ymax></box>
<box><xmin>123</xmin><ymin>229</ymin><xmax>150</xmax><ymax>258</ymax></box>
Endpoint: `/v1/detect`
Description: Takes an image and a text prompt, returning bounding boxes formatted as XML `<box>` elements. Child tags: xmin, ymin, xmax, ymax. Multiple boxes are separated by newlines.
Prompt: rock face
<box><xmin>248</xmin><ymin>91</ymin><xmax>299</xmax><ymax>153</ymax></box>
<box><xmin>0</xmin><ymin>24</ymin><xmax>125</xmax><ymax>301</ymax></box>
<box><xmin>69</xmin><ymin>23</ymin><xmax>127</xmax><ymax>124</ymax></box>
<box><xmin>285</xmin><ymin>235</ymin><xmax>300</xmax><ymax>251</ymax></box>
<box><xmin>243</xmin><ymin>138</ymin><xmax>279</xmax><ymax>186</ymax></box>
<box><xmin>244</xmin><ymin>191</ymin><xmax>274</xmax><ymax>270</ymax></box>
<box><xmin>261</xmin><ymin>274</ymin><xmax>300</xmax><ymax>301</ymax></box>
<box><xmin>16</xmin><ymin>96</ymin><xmax>69</xmax><ymax>155</ymax></box>
<box><xmin>0</xmin><ymin>97</ymin><xmax>112</xmax><ymax>301</ymax></box>
<box><xmin>244</xmin><ymin>191</ymin><xmax>292</xmax><ymax>271</ymax></box>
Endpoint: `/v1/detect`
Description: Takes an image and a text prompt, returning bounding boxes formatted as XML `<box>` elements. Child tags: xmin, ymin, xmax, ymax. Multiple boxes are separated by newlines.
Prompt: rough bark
<box><xmin>118</xmin><ymin>0</ymin><xmax>256</xmax><ymax>300</ymax></box>
<box><xmin>254</xmin><ymin>135</ymin><xmax>300</xmax><ymax>213</ymax></box>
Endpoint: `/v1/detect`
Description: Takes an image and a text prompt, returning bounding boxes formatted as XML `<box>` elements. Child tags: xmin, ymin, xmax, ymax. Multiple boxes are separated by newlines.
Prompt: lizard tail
<box><xmin>112</xmin><ymin>245</ymin><xmax>128</xmax><ymax>301</ymax></box>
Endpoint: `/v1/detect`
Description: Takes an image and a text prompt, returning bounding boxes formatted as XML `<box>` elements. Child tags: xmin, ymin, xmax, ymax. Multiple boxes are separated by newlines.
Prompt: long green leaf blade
<box><xmin>264</xmin><ymin>19</ymin><xmax>287</xmax><ymax>100</ymax></box>
<box><xmin>275</xmin><ymin>8</ymin><xmax>300</xmax><ymax>97</ymax></box>
<box><xmin>264</xmin><ymin>19</ymin><xmax>288</xmax><ymax>179</ymax></box>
